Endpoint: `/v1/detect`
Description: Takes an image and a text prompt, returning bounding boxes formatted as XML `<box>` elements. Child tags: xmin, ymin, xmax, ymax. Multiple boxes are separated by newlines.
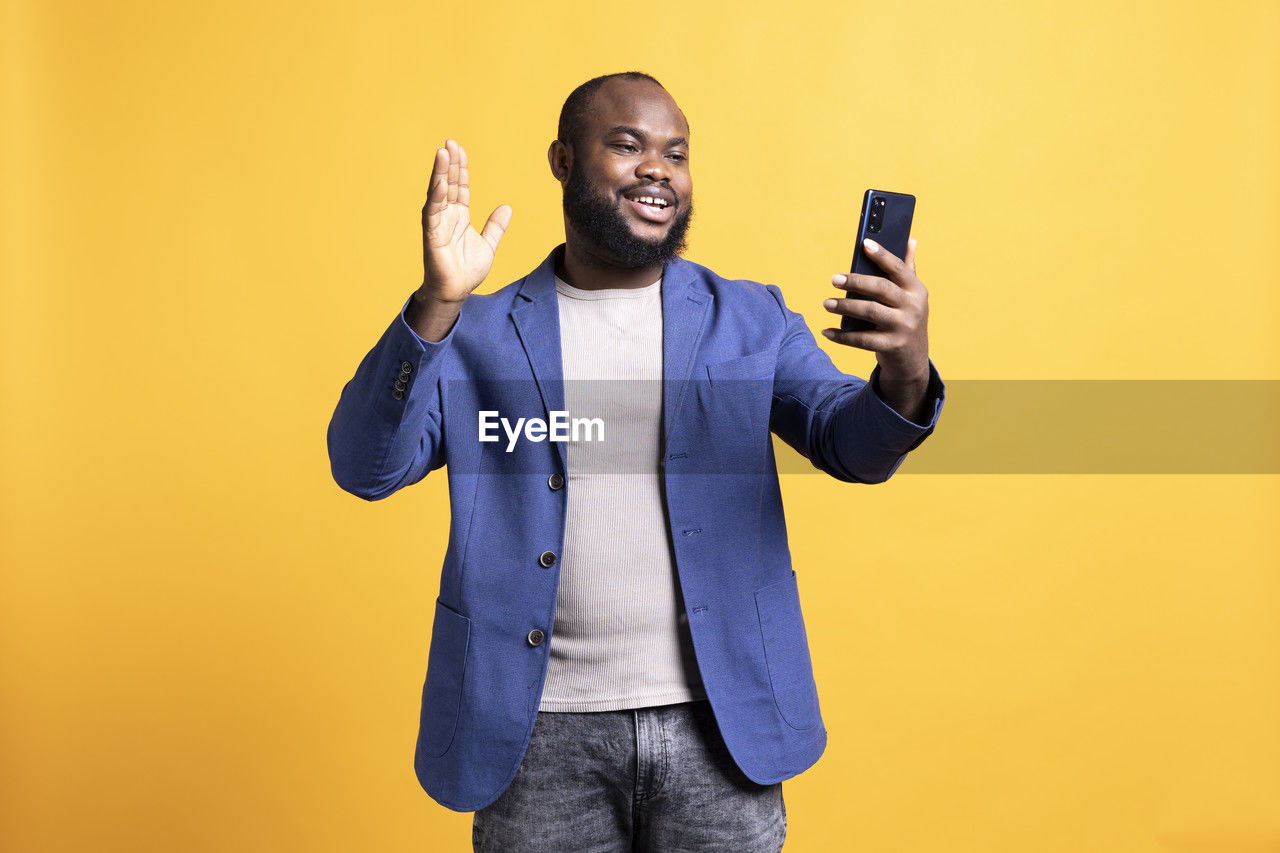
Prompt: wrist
<box><xmin>876</xmin><ymin>359</ymin><xmax>930</xmax><ymax>388</ymax></box>
<box><xmin>411</xmin><ymin>285</ymin><xmax>466</xmax><ymax>309</ymax></box>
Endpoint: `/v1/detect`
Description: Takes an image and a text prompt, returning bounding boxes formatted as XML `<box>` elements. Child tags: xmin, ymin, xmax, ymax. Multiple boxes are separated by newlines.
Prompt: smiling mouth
<box><xmin>623</xmin><ymin>194</ymin><xmax>674</xmax><ymax>224</ymax></box>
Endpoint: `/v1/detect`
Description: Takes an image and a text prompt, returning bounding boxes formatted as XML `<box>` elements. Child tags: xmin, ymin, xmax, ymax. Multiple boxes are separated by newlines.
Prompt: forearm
<box><xmin>871</xmin><ymin>367</ymin><xmax>931</xmax><ymax>426</ymax></box>
<box><xmin>826</xmin><ymin>360</ymin><xmax>945</xmax><ymax>483</ymax></box>
<box><xmin>327</xmin><ymin>297</ymin><xmax>455</xmax><ymax>499</ymax></box>
<box><xmin>404</xmin><ymin>289</ymin><xmax>464</xmax><ymax>342</ymax></box>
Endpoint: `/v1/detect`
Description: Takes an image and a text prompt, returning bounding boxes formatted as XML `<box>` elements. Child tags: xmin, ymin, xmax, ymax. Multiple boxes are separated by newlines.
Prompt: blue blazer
<box><xmin>327</xmin><ymin>244</ymin><xmax>944</xmax><ymax>812</ymax></box>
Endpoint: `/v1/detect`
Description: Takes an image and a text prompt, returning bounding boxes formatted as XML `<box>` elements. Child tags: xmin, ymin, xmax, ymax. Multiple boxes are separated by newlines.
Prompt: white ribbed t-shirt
<box><xmin>537</xmin><ymin>273</ymin><xmax>706</xmax><ymax>712</ymax></box>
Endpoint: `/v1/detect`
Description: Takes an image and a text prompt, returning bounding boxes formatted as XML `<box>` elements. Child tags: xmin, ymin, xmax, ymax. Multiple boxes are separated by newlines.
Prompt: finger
<box><xmin>424</xmin><ymin>146</ymin><xmax>449</xmax><ymax>221</ymax></box>
<box><xmin>457</xmin><ymin>143</ymin><xmax>471</xmax><ymax>208</ymax></box>
<box><xmin>821</xmin><ymin>327</ymin><xmax>893</xmax><ymax>351</ymax></box>
<box><xmin>480</xmin><ymin>204</ymin><xmax>513</xmax><ymax>251</ymax></box>
<box><xmin>446</xmin><ymin>138</ymin><xmax>460</xmax><ymax>204</ymax></box>
<box><xmin>822</xmin><ymin>296</ymin><xmax>894</xmax><ymax>328</ymax></box>
<box><xmin>861</xmin><ymin>238</ymin><xmax>916</xmax><ymax>289</ymax></box>
<box><xmin>905</xmin><ymin>237</ymin><xmax>917</xmax><ymax>274</ymax></box>
<box><xmin>831</xmin><ymin>273</ymin><xmax>903</xmax><ymax>307</ymax></box>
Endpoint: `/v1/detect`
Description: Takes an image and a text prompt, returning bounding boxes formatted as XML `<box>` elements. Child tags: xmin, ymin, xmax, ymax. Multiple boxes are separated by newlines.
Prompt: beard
<box><xmin>562</xmin><ymin>158</ymin><xmax>694</xmax><ymax>269</ymax></box>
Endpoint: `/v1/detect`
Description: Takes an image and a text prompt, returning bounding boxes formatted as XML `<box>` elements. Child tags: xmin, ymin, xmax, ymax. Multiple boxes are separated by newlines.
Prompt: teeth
<box><xmin>635</xmin><ymin>196</ymin><xmax>667</xmax><ymax>208</ymax></box>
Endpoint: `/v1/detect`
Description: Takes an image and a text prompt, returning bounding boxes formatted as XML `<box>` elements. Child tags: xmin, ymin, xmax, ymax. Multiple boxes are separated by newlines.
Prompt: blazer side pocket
<box><xmin>754</xmin><ymin>571</ymin><xmax>822</xmax><ymax>731</ymax></box>
<box><xmin>417</xmin><ymin>598</ymin><xmax>471</xmax><ymax>757</ymax></box>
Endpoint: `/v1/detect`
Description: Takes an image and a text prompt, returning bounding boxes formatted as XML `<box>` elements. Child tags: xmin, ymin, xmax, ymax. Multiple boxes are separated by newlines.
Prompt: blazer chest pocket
<box><xmin>705</xmin><ymin>349</ymin><xmax>775</xmax><ymax>385</ymax></box>
<box><xmin>754</xmin><ymin>571</ymin><xmax>821</xmax><ymax>730</ymax></box>
<box><xmin>704</xmin><ymin>350</ymin><xmax>775</xmax><ymax>447</ymax></box>
<box><xmin>418</xmin><ymin>598</ymin><xmax>471</xmax><ymax>757</ymax></box>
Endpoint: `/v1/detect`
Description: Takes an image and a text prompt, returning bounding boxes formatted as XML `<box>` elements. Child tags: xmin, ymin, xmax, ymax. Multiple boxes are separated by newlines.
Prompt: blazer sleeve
<box><xmin>764</xmin><ymin>284</ymin><xmax>945</xmax><ymax>483</ymax></box>
<box><xmin>326</xmin><ymin>296</ymin><xmax>458</xmax><ymax>500</ymax></box>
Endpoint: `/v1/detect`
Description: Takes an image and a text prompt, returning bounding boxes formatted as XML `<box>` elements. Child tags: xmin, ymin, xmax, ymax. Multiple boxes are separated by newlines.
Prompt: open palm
<box><xmin>420</xmin><ymin>138</ymin><xmax>513</xmax><ymax>302</ymax></box>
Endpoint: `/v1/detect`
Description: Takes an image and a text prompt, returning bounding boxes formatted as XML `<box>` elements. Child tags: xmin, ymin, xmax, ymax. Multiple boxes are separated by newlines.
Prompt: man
<box><xmin>328</xmin><ymin>72</ymin><xmax>944</xmax><ymax>851</ymax></box>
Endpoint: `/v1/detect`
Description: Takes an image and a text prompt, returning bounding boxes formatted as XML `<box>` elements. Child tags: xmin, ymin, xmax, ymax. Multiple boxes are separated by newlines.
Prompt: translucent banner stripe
<box><xmin>881</xmin><ymin>380</ymin><xmax>1280</xmax><ymax>475</ymax></box>
<box><xmin>441</xmin><ymin>380</ymin><xmax>1280</xmax><ymax>475</ymax></box>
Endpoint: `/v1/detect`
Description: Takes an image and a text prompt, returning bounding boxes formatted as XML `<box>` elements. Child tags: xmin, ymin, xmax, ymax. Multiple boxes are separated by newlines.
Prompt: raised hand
<box><xmin>420</xmin><ymin>138</ymin><xmax>513</xmax><ymax>303</ymax></box>
<box><xmin>407</xmin><ymin>139</ymin><xmax>512</xmax><ymax>341</ymax></box>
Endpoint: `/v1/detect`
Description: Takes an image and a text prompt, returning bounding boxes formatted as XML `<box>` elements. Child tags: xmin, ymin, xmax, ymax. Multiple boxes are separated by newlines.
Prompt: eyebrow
<box><xmin>607</xmin><ymin>125</ymin><xmax>689</xmax><ymax>148</ymax></box>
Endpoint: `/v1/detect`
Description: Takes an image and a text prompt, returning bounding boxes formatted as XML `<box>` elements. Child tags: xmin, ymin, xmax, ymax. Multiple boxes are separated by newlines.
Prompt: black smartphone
<box><xmin>841</xmin><ymin>189</ymin><xmax>916</xmax><ymax>332</ymax></box>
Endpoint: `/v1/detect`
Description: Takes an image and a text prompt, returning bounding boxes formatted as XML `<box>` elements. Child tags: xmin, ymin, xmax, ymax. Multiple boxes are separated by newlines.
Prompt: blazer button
<box><xmin>400</xmin><ymin>361</ymin><xmax>413</xmax><ymax>374</ymax></box>
<box><xmin>392</xmin><ymin>389</ymin><xmax>404</xmax><ymax>400</ymax></box>
<box><xmin>393</xmin><ymin>379</ymin><xmax>406</xmax><ymax>391</ymax></box>
<box><xmin>526</xmin><ymin>629</ymin><xmax>545</xmax><ymax>647</ymax></box>
<box><xmin>538</xmin><ymin>550</ymin><xmax>557</xmax><ymax>568</ymax></box>
<box><xmin>548</xmin><ymin>473</ymin><xmax>565</xmax><ymax>490</ymax></box>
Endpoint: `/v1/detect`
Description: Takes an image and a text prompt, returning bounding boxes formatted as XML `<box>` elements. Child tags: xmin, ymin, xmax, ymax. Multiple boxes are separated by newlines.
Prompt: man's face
<box><xmin>559</xmin><ymin>79</ymin><xmax>694</xmax><ymax>268</ymax></box>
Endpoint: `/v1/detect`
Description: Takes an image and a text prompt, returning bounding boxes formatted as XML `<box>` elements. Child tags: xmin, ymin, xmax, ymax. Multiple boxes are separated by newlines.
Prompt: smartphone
<box><xmin>841</xmin><ymin>189</ymin><xmax>916</xmax><ymax>332</ymax></box>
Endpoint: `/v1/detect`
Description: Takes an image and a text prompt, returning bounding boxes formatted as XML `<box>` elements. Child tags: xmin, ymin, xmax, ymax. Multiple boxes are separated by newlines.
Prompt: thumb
<box><xmin>480</xmin><ymin>204</ymin><xmax>513</xmax><ymax>252</ymax></box>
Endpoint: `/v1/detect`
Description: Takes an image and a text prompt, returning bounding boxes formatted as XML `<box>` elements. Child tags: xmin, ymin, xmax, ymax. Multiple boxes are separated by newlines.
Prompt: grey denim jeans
<box><xmin>472</xmin><ymin>699</ymin><xmax>786</xmax><ymax>852</ymax></box>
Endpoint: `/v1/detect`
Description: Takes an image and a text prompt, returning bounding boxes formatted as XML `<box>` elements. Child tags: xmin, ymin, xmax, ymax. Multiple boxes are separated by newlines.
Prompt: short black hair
<box><xmin>557</xmin><ymin>72</ymin><xmax>668</xmax><ymax>153</ymax></box>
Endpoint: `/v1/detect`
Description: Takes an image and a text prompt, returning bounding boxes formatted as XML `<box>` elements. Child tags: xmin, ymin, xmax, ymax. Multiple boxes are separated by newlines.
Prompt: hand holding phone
<box><xmin>822</xmin><ymin>188</ymin><xmax>932</xmax><ymax>420</ymax></box>
<box><xmin>840</xmin><ymin>190</ymin><xmax>915</xmax><ymax>332</ymax></box>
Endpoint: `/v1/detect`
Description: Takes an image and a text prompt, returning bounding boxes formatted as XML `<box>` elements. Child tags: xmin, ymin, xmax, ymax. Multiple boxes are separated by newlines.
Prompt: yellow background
<box><xmin>2</xmin><ymin>0</ymin><xmax>1278</xmax><ymax>850</ymax></box>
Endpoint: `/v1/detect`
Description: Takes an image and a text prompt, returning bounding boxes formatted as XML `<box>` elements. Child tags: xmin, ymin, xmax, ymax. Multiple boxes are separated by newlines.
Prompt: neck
<box><xmin>555</xmin><ymin>232</ymin><xmax>665</xmax><ymax>291</ymax></box>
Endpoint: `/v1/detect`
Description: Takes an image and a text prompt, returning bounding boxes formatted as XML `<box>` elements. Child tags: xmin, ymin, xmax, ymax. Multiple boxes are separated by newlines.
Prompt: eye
<box><xmin>613</xmin><ymin>142</ymin><xmax>639</xmax><ymax>153</ymax></box>
<box><xmin>667</xmin><ymin>152</ymin><xmax>688</xmax><ymax>162</ymax></box>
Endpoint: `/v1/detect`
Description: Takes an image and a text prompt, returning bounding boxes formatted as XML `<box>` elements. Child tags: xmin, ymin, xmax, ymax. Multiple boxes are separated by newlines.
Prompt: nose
<box><xmin>636</xmin><ymin>154</ymin><xmax>671</xmax><ymax>184</ymax></box>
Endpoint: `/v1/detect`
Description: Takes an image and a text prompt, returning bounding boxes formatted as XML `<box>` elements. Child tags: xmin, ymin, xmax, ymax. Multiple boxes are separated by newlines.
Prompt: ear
<box><xmin>547</xmin><ymin>139</ymin><xmax>571</xmax><ymax>184</ymax></box>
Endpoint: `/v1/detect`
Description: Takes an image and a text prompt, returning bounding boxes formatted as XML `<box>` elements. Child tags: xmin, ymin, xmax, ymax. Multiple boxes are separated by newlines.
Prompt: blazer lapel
<box><xmin>510</xmin><ymin>247</ymin><xmax>568</xmax><ymax>471</ymax></box>
<box><xmin>661</xmin><ymin>256</ymin><xmax>711</xmax><ymax>444</ymax></box>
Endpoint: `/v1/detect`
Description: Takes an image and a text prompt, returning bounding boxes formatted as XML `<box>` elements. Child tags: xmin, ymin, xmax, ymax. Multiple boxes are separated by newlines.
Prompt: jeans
<box><xmin>472</xmin><ymin>699</ymin><xmax>786</xmax><ymax>852</ymax></box>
